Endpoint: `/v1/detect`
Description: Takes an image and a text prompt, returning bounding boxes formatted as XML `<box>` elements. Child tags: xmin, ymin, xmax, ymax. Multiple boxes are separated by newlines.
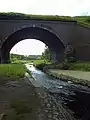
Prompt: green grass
<box><xmin>49</xmin><ymin>61</ymin><xmax>90</xmax><ymax>72</ymax></box>
<box><xmin>33</xmin><ymin>60</ymin><xmax>51</xmax><ymax>71</ymax></box>
<box><xmin>0</xmin><ymin>12</ymin><xmax>73</xmax><ymax>21</ymax></box>
<box><xmin>11</xmin><ymin>59</ymin><xmax>51</xmax><ymax>72</ymax></box>
<box><xmin>68</xmin><ymin>62</ymin><xmax>90</xmax><ymax>71</ymax></box>
<box><xmin>1</xmin><ymin>12</ymin><xmax>90</xmax><ymax>28</ymax></box>
<box><xmin>33</xmin><ymin>59</ymin><xmax>50</xmax><ymax>65</ymax></box>
<box><xmin>11</xmin><ymin>60</ymin><xmax>28</xmax><ymax>64</ymax></box>
<box><xmin>0</xmin><ymin>64</ymin><xmax>26</xmax><ymax>79</ymax></box>
<box><xmin>12</xmin><ymin>59</ymin><xmax>51</xmax><ymax>65</ymax></box>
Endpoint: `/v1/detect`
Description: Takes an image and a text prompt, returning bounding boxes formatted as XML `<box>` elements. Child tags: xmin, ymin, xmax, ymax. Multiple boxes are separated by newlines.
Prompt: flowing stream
<box><xmin>26</xmin><ymin>64</ymin><xmax>90</xmax><ymax>119</ymax></box>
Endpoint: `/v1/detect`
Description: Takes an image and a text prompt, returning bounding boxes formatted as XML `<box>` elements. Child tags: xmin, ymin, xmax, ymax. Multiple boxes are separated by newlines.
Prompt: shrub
<box><xmin>66</xmin><ymin>57</ymin><xmax>76</xmax><ymax>63</ymax></box>
<box><xmin>36</xmin><ymin>63</ymin><xmax>47</xmax><ymax>71</ymax></box>
<box><xmin>61</xmin><ymin>62</ymin><xmax>70</xmax><ymax>70</ymax></box>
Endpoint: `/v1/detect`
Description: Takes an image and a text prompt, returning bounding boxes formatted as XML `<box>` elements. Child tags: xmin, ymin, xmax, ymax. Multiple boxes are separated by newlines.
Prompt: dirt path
<box><xmin>49</xmin><ymin>69</ymin><xmax>90</xmax><ymax>81</ymax></box>
<box><xmin>0</xmin><ymin>77</ymin><xmax>43</xmax><ymax>120</ymax></box>
<box><xmin>0</xmin><ymin>76</ymin><xmax>75</xmax><ymax>120</ymax></box>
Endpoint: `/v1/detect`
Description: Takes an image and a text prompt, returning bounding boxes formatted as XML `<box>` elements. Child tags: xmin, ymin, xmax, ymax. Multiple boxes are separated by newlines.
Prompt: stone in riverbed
<box><xmin>48</xmin><ymin>113</ymin><xmax>52</xmax><ymax>118</ymax></box>
<box><xmin>47</xmin><ymin>103</ymin><xmax>51</xmax><ymax>108</ymax></box>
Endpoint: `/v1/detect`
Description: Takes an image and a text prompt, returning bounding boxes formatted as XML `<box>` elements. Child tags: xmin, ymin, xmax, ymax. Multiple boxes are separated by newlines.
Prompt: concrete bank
<box><xmin>47</xmin><ymin>69</ymin><xmax>90</xmax><ymax>87</ymax></box>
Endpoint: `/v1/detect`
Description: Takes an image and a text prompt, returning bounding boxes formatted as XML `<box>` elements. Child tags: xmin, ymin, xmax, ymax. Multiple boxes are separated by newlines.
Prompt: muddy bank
<box><xmin>0</xmin><ymin>74</ymin><xmax>75</xmax><ymax>120</ymax></box>
<box><xmin>0</xmin><ymin>76</ymin><xmax>43</xmax><ymax>120</ymax></box>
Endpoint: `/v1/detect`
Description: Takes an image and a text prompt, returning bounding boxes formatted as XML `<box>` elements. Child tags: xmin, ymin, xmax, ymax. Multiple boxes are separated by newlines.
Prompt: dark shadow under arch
<box><xmin>1</xmin><ymin>27</ymin><xmax>65</xmax><ymax>63</ymax></box>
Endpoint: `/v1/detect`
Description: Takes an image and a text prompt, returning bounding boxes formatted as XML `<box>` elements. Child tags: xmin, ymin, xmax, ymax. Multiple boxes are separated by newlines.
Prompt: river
<box><xmin>26</xmin><ymin>64</ymin><xmax>90</xmax><ymax>120</ymax></box>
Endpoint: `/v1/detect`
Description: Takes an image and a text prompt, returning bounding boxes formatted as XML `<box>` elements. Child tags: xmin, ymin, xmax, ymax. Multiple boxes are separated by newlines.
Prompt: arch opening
<box><xmin>10</xmin><ymin>39</ymin><xmax>49</xmax><ymax>63</ymax></box>
<box><xmin>1</xmin><ymin>27</ymin><xmax>65</xmax><ymax>63</ymax></box>
<box><xmin>10</xmin><ymin>39</ymin><xmax>46</xmax><ymax>56</ymax></box>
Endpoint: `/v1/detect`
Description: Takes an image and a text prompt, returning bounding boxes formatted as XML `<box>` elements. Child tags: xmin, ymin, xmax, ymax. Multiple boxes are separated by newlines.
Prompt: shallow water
<box><xmin>26</xmin><ymin>64</ymin><xmax>90</xmax><ymax>119</ymax></box>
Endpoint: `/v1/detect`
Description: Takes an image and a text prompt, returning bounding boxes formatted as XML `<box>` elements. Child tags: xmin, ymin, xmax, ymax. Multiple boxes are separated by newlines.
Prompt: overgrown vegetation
<box><xmin>0</xmin><ymin>12</ymin><xmax>73</xmax><ymax>21</ymax></box>
<box><xmin>48</xmin><ymin>62</ymin><xmax>90</xmax><ymax>72</ymax></box>
<box><xmin>73</xmin><ymin>16</ymin><xmax>90</xmax><ymax>28</ymax></box>
<box><xmin>33</xmin><ymin>59</ymin><xmax>50</xmax><ymax>65</ymax></box>
<box><xmin>10</xmin><ymin>53</ymin><xmax>42</xmax><ymax>63</ymax></box>
<box><xmin>41</xmin><ymin>46</ymin><xmax>51</xmax><ymax>61</ymax></box>
<box><xmin>10</xmin><ymin>45</ymin><xmax>51</xmax><ymax>66</ymax></box>
<box><xmin>33</xmin><ymin>46</ymin><xmax>51</xmax><ymax>70</ymax></box>
<box><xmin>0</xmin><ymin>12</ymin><xmax>90</xmax><ymax>28</ymax></box>
<box><xmin>34</xmin><ymin>60</ymin><xmax>51</xmax><ymax>71</ymax></box>
<box><xmin>10</xmin><ymin>53</ymin><xmax>45</xmax><ymax>65</ymax></box>
<box><xmin>35</xmin><ymin>63</ymin><xmax>47</xmax><ymax>71</ymax></box>
<box><xmin>10</xmin><ymin>46</ymin><xmax>51</xmax><ymax>64</ymax></box>
<box><xmin>68</xmin><ymin>62</ymin><xmax>90</xmax><ymax>71</ymax></box>
<box><xmin>0</xmin><ymin>64</ymin><xmax>26</xmax><ymax>79</ymax></box>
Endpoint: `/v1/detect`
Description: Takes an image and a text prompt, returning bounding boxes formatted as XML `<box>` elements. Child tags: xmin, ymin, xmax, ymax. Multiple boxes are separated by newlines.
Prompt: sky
<box><xmin>10</xmin><ymin>39</ymin><xmax>45</xmax><ymax>55</ymax></box>
<box><xmin>0</xmin><ymin>0</ymin><xmax>90</xmax><ymax>16</ymax></box>
<box><xmin>1</xmin><ymin>0</ymin><xmax>90</xmax><ymax>55</ymax></box>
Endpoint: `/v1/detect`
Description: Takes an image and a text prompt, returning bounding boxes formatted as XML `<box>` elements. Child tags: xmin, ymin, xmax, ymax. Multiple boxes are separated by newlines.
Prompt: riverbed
<box><xmin>26</xmin><ymin>64</ymin><xmax>90</xmax><ymax>120</ymax></box>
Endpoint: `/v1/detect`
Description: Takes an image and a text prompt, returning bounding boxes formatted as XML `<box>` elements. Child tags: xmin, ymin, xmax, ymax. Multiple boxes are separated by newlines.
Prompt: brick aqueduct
<box><xmin>0</xmin><ymin>19</ymin><xmax>90</xmax><ymax>63</ymax></box>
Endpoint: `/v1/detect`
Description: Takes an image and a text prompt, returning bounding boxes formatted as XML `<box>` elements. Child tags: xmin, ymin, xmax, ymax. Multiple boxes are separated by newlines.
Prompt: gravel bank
<box><xmin>34</xmin><ymin>86</ymin><xmax>75</xmax><ymax>120</ymax></box>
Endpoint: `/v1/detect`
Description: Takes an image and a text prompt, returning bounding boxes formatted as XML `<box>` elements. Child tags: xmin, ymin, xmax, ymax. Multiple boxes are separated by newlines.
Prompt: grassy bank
<box><xmin>0</xmin><ymin>64</ymin><xmax>27</xmax><ymax>79</ymax></box>
<box><xmin>10</xmin><ymin>59</ymin><xmax>51</xmax><ymax>73</ymax></box>
<box><xmin>68</xmin><ymin>62</ymin><xmax>90</xmax><ymax>71</ymax></box>
<box><xmin>47</xmin><ymin>62</ymin><xmax>90</xmax><ymax>72</ymax></box>
<box><xmin>0</xmin><ymin>63</ymin><xmax>42</xmax><ymax>120</ymax></box>
<box><xmin>11</xmin><ymin>59</ymin><xmax>50</xmax><ymax>65</ymax></box>
<box><xmin>34</xmin><ymin>60</ymin><xmax>51</xmax><ymax>71</ymax></box>
<box><xmin>11</xmin><ymin>60</ymin><xmax>28</xmax><ymax>64</ymax></box>
<box><xmin>33</xmin><ymin>59</ymin><xmax>50</xmax><ymax>65</ymax></box>
<box><xmin>1</xmin><ymin>12</ymin><xmax>90</xmax><ymax>28</ymax></box>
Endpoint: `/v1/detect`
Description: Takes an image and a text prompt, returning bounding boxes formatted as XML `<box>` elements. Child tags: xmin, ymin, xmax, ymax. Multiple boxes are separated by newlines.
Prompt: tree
<box><xmin>10</xmin><ymin>53</ymin><xmax>27</xmax><ymax>62</ymax></box>
<box><xmin>41</xmin><ymin>46</ymin><xmax>51</xmax><ymax>61</ymax></box>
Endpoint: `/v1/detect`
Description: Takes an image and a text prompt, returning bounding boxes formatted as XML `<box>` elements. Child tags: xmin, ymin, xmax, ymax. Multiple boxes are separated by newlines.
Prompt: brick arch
<box><xmin>1</xmin><ymin>27</ymin><xmax>65</xmax><ymax>63</ymax></box>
